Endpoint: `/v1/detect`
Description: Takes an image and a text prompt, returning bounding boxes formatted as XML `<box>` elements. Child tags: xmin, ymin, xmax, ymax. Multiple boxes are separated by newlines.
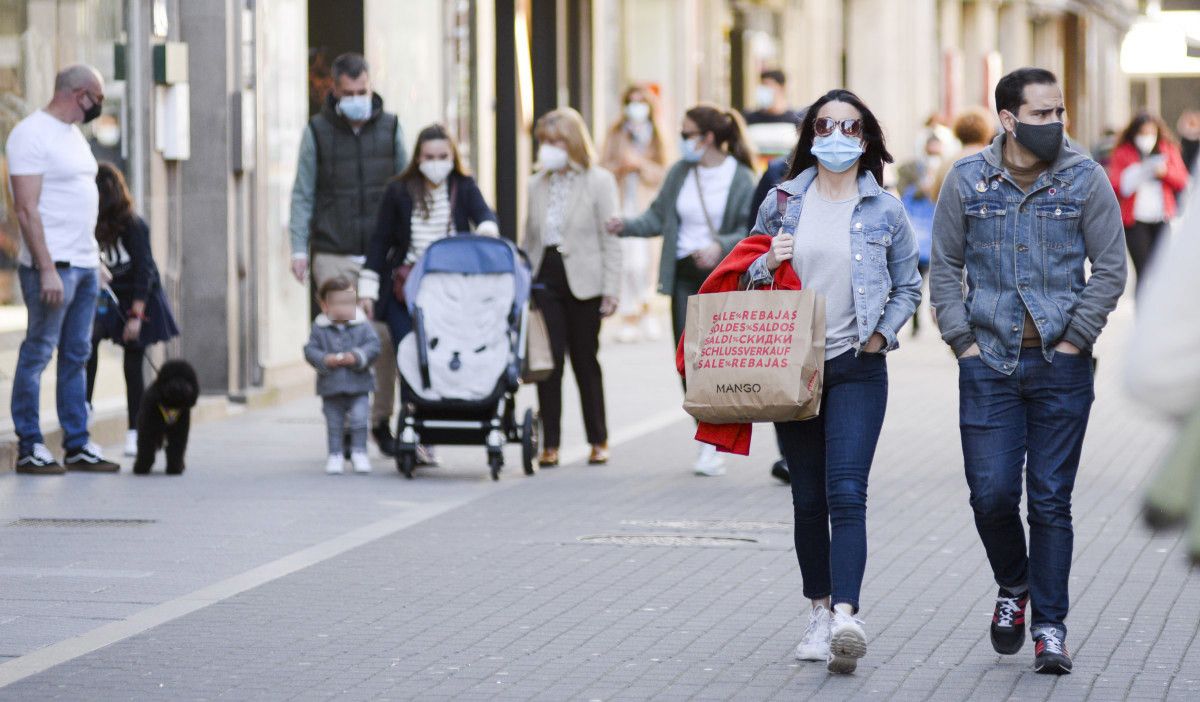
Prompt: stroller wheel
<box><xmin>397</xmin><ymin>451</ymin><xmax>415</xmax><ymax>479</ymax></box>
<box><xmin>521</xmin><ymin>409</ymin><xmax>539</xmax><ymax>476</ymax></box>
<box><xmin>488</xmin><ymin>452</ymin><xmax>503</xmax><ymax>481</ymax></box>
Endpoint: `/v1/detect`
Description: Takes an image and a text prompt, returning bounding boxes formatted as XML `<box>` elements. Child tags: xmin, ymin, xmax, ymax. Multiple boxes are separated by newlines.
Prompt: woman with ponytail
<box><xmin>606</xmin><ymin>102</ymin><xmax>757</xmax><ymax>477</ymax></box>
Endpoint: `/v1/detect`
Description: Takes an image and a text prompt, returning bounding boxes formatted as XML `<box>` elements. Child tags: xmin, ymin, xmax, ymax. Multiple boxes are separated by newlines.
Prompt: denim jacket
<box><xmin>929</xmin><ymin>135</ymin><xmax>1127</xmax><ymax>375</ymax></box>
<box><xmin>746</xmin><ymin>167</ymin><xmax>922</xmax><ymax>353</ymax></box>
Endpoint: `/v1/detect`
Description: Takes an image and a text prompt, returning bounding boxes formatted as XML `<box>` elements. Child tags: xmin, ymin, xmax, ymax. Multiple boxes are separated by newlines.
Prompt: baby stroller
<box><xmin>394</xmin><ymin>234</ymin><xmax>540</xmax><ymax>480</ymax></box>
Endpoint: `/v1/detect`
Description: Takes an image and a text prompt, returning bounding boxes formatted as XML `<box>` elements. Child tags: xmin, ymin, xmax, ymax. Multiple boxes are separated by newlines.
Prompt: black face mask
<box><xmin>1010</xmin><ymin>119</ymin><xmax>1063</xmax><ymax>163</ymax></box>
<box><xmin>79</xmin><ymin>95</ymin><xmax>102</xmax><ymax>124</ymax></box>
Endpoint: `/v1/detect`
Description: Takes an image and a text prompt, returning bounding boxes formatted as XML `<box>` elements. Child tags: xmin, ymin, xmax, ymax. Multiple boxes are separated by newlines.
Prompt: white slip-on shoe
<box><xmin>795</xmin><ymin>605</ymin><xmax>832</xmax><ymax>661</ymax></box>
<box><xmin>325</xmin><ymin>455</ymin><xmax>344</xmax><ymax>475</ymax></box>
<box><xmin>124</xmin><ymin>430</ymin><xmax>138</xmax><ymax>457</ymax></box>
<box><xmin>827</xmin><ymin>609</ymin><xmax>867</xmax><ymax>674</ymax></box>
<box><xmin>693</xmin><ymin>443</ymin><xmax>726</xmax><ymax>476</ymax></box>
<box><xmin>350</xmin><ymin>452</ymin><xmax>372</xmax><ymax>474</ymax></box>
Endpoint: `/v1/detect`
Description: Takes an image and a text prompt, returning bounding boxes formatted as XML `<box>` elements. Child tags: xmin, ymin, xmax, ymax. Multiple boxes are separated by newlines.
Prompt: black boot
<box><xmin>371</xmin><ymin>421</ymin><xmax>396</xmax><ymax>457</ymax></box>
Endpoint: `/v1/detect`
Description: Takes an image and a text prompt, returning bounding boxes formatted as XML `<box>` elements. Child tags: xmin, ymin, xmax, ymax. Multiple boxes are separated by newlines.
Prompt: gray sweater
<box><xmin>303</xmin><ymin>314</ymin><xmax>381</xmax><ymax>397</ymax></box>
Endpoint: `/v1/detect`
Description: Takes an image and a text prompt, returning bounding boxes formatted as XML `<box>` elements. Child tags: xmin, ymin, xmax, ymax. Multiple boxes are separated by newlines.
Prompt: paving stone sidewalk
<box><xmin>1</xmin><ymin>306</ymin><xmax>1197</xmax><ymax>701</ymax></box>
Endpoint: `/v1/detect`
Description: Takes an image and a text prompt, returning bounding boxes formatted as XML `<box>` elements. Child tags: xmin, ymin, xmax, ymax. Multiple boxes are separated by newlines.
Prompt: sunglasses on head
<box><xmin>813</xmin><ymin>117</ymin><xmax>863</xmax><ymax>138</ymax></box>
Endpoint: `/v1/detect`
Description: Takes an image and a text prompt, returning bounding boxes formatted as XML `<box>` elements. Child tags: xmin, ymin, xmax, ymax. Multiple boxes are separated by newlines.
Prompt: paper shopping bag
<box><xmin>522</xmin><ymin>307</ymin><xmax>555</xmax><ymax>383</ymax></box>
<box><xmin>682</xmin><ymin>288</ymin><xmax>825</xmax><ymax>423</ymax></box>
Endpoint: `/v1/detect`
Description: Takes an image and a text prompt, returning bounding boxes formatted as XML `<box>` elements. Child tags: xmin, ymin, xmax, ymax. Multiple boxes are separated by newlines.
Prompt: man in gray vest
<box><xmin>289</xmin><ymin>52</ymin><xmax>407</xmax><ymax>456</ymax></box>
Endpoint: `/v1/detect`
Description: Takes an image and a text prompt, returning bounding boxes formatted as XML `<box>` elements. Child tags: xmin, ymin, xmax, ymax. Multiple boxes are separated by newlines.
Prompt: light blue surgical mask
<box><xmin>811</xmin><ymin>131</ymin><xmax>864</xmax><ymax>173</ymax></box>
<box><xmin>338</xmin><ymin>94</ymin><xmax>372</xmax><ymax>122</ymax></box>
<box><xmin>680</xmin><ymin>136</ymin><xmax>705</xmax><ymax>163</ymax></box>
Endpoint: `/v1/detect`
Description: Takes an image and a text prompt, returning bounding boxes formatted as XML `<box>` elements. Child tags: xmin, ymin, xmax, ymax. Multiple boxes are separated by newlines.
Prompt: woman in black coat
<box><xmin>86</xmin><ymin>163</ymin><xmax>180</xmax><ymax>456</ymax></box>
<box><xmin>361</xmin><ymin>124</ymin><xmax>499</xmax><ymax>348</ymax></box>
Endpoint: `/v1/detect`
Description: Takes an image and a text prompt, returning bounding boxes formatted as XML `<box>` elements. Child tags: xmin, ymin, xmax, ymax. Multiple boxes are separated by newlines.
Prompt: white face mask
<box><xmin>625</xmin><ymin>101</ymin><xmax>651</xmax><ymax>124</ymax></box>
<box><xmin>538</xmin><ymin>143</ymin><xmax>570</xmax><ymax>171</ymax></box>
<box><xmin>419</xmin><ymin>159</ymin><xmax>454</xmax><ymax>185</ymax></box>
<box><xmin>1134</xmin><ymin>133</ymin><xmax>1158</xmax><ymax>156</ymax></box>
<box><xmin>755</xmin><ymin>85</ymin><xmax>776</xmax><ymax>110</ymax></box>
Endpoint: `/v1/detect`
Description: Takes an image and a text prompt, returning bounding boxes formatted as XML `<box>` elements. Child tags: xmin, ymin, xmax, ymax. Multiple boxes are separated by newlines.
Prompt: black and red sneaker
<box><xmin>990</xmin><ymin>587</ymin><xmax>1028</xmax><ymax>655</ymax></box>
<box><xmin>1033</xmin><ymin>627</ymin><xmax>1072</xmax><ymax>675</ymax></box>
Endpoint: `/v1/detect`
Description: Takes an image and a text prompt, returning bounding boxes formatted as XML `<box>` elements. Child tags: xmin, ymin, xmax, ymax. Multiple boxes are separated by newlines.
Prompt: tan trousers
<box><xmin>311</xmin><ymin>252</ymin><xmax>396</xmax><ymax>425</ymax></box>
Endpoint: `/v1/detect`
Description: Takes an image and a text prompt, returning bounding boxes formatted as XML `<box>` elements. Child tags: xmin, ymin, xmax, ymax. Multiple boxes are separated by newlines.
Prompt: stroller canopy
<box><xmin>403</xmin><ymin>234</ymin><xmax>531</xmax><ymax>315</ymax></box>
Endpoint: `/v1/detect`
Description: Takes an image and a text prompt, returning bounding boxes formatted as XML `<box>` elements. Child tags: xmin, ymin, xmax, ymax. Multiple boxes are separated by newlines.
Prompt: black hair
<box><xmin>685</xmin><ymin>103</ymin><xmax>757</xmax><ymax>170</ymax></box>
<box><xmin>784</xmin><ymin>89</ymin><xmax>892</xmax><ymax>184</ymax></box>
<box><xmin>994</xmin><ymin>67</ymin><xmax>1057</xmax><ymax>116</ymax></box>
<box><xmin>760</xmin><ymin>69</ymin><xmax>786</xmax><ymax>86</ymax></box>
<box><xmin>330</xmin><ymin>53</ymin><xmax>369</xmax><ymax>81</ymax></box>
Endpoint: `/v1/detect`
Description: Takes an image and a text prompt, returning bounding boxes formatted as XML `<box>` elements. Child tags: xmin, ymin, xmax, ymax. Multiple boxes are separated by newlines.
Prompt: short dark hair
<box><xmin>330</xmin><ymin>53</ymin><xmax>369</xmax><ymax>82</ymax></box>
<box><xmin>994</xmin><ymin>67</ymin><xmax>1057</xmax><ymax>116</ymax></box>
<box><xmin>317</xmin><ymin>276</ymin><xmax>355</xmax><ymax>301</ymax></box>
<box><xmin>761</xmin><ymin>69</ymin><xmax>786</xmax><ymax>86</ymax></box>
<box><xmin>785</xmin><ymin>89</ymin><xmax>893</xmax><ymax>185</ymax></box>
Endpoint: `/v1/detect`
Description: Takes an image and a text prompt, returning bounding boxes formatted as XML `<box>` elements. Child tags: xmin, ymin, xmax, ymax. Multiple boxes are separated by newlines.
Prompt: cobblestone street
<box><xmin>1</xmin><ymin>303</ymin><xmax>1195</xmax><ymax>701</ymax></box>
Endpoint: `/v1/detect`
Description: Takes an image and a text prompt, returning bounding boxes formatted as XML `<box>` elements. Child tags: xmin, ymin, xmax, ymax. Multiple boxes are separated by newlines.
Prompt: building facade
<box><xmin>0</xmin><ymin>0</ymin><xmax>1143</xmax><ymax>430</ymax></box>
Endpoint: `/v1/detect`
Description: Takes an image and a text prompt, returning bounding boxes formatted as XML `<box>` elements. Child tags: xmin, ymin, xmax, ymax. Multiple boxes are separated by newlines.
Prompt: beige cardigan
<box><xmin>522</xmin><ymin>165</ymin><xmax>622</xmax><ymax>300</ymax></box>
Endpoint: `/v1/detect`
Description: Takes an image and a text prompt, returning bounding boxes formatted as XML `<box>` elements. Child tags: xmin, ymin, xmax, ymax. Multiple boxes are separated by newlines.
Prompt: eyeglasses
<box><xmin>813</xmin><ymin>117</ymin><xmax>863</xmax><ymax>138</ymax></box>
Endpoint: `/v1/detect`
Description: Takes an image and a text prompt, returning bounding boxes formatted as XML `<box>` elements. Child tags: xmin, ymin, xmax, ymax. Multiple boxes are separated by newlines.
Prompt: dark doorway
<box><xmin>308</xmin><ymin>0</ymin><xmax>364</xmax><ymax>117</ymax></box>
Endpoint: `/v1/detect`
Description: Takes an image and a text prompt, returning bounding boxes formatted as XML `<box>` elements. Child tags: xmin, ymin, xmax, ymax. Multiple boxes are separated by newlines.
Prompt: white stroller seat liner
<box><xmin>398</xmin><ymin>272</ymin><xmax>515</xmax><ymax>401</ymax></box>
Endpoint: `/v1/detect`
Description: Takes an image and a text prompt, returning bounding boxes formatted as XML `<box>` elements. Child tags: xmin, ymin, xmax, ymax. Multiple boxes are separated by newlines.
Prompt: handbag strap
<box><xmin>691</xmin><ymin>166</ymin><xmax>719</xmax><ymax>240</ymax></box>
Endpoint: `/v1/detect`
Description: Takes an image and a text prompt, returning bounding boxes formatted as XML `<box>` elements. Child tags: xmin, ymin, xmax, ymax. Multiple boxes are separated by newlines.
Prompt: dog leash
<box><xmin>99</xmin><ymin>286</ymin><xmax>163</xmax><ymax>377</ymax></box>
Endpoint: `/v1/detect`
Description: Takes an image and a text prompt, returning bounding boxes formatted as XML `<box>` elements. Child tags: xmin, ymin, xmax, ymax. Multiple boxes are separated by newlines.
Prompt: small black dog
<box><xmin>133</xmin><ymin>359</ymin><xmax>200</xmax><ymax>475</ymax></box>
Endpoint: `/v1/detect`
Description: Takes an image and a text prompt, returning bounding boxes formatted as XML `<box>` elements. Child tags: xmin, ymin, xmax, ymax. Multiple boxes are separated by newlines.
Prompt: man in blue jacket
<box><xmin>930</xmin><ymin>68</ymin><xmax>1126</xmax><ymax>676</ymax></box>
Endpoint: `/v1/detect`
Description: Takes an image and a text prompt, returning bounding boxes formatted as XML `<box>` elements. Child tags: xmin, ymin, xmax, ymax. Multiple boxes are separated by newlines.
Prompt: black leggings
<box><xmin>86</xmin><ymin>340</ymin><xmax>146</xmax><ymax>428</ymax></box>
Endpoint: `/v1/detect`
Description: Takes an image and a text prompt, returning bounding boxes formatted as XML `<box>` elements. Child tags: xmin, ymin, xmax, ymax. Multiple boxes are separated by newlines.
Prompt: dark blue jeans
<box><xmin>958</xmin><ymin>349</ymin><xmax>1094</xmax><ymax>637</ymax></box>
<box><xmin>776</xmin><ymin>349</ymin><xmax>888</xmax><ymax>613</ymax></box>
<box><xmin>12</xmin><ymin>265</ymin><xmax>98</xmax><ymax>453</ymax></box>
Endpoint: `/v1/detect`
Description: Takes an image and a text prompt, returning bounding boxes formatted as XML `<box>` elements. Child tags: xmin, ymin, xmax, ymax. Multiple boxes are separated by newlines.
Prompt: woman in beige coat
<box><xmin>522</xmin><ymin>108</ymin><xmax>622</xmax><ymax>466</ymax></box>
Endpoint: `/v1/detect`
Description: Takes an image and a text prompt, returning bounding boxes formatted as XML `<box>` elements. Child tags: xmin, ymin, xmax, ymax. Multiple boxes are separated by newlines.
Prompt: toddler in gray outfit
<box><xmin>303</xmin><ymin>276</ymin><xmax>381</xmax><ymax>474</ymax></box>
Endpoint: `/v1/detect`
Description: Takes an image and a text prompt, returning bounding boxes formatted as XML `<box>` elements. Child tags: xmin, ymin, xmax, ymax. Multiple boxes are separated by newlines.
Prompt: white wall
<box><xmin>365</xmin><ymin>0</ymin><xmax>444</xmax><ymax>153</ymax></box>
<box><xmin>255</xmin><ymin>0</ymin><xmax>309</xmax><ymax>370</ymax></box>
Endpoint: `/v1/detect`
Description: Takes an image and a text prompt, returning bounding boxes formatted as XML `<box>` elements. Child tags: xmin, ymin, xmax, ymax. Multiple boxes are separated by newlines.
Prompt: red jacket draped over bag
<box><xmin>675</xmin><ymin>234</ymin><xmax>802</xmax><ymax>456</ymax></box>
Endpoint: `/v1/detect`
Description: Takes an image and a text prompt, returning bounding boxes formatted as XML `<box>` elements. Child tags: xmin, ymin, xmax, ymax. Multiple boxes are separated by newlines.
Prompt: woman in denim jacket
<box><xmin>745</xmin><ymin>89</ymin><xmax>921</xmax><ymax>675</ymax></box>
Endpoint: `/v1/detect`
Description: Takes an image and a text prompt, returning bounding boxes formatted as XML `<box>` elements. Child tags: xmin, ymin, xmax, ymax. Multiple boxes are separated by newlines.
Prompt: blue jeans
<box><xmin>958</xmin><ymin>349</ymin><xmax>1094</xmax><ymax>637</ymax></box>
<box><xmin>776</xmin><ymin>350</ymin><xmax>888</xmax><ymax>613</ymax></box>
<box><xmin>12</xmin><ymin>265</ymin><xmax>99</xmax><ymax>453</ymax></box>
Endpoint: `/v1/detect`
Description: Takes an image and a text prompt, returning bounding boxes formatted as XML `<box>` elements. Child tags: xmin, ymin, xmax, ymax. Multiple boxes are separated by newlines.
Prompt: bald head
<box><xmin>54</xmin><ymin>64</ymin><xmax>103</xmax><ymax>95</ymax></box>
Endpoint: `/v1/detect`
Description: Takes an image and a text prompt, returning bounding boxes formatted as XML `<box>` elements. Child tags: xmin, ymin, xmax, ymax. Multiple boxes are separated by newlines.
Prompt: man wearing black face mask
<box><xmin>930</xmin><ymin>67</ymin><xmax>1126</xmax><ymax>676</ymax></box>
<box><xmin>7</xmin><ymin>64</ymin><xmax>121</xmax><ymax>473</ymax></box>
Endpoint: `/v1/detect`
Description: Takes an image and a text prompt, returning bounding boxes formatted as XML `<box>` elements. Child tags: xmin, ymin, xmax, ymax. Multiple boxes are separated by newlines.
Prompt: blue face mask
<box><xmin>680</xmin><ymin>136</ymin><xmax>705</xmax><ymax>163</ymax></box>
<box><xmin>338</xmin><ymin>94</ymin><xmax>372</xmax><ymax>122</ymax></box>
<box><xmin>811</xmin><ymin>131</ymin><xmax>864</xmax><ymax>173</ymax></box>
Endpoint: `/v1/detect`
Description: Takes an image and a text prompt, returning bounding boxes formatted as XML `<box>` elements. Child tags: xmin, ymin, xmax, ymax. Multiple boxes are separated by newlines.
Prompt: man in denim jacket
<box><xmin>930</xmin><ymin>68</ymin><xmax>1126</xmax><ymax>675</ymax></box>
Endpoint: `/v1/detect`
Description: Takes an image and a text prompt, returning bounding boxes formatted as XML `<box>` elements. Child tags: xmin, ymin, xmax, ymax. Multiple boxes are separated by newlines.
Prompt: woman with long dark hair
<box><xmin>363</xmin><ymin>124</ymin><xmax>498</xmax><ymax>465</ymax></box>
<box><xmin>86</xmin><ymin>163</ymin><xmax>180</xmax><ymax>457</ymax></box>
<box><xmin>606</xmin><ymin>102</ymin><xmax>757</xmax><ymax>476</ymax></box>
<box><xmin>744</xmin><ymin>89</ymin><xmax>921</xmax><ymax>674</ymax></box>
<box><xmin>1107</xmin><ymin>111</ymin><xmax>1190</xmax><ymax>288</ymax></box>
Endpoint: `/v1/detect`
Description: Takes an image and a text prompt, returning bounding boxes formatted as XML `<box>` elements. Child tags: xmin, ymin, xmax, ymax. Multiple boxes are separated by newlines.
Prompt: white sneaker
<box><xmin>350</xmin><ymin>452</ymin><xmax>372</xmax><ymax>474</ymax></box>
<box><xmin>795</xmin><ymin>605</ymin><xmax>832</xmax><ymax>661</ymax></box>
<box><xmin>827</xmin><ymin>609</ymin><xmax>867</xmax><ymax>674</ymax></box>
<box><xmin>616</xmin><ymin>323</ymin><xmax>640</xmax><ymax>344</ymax></box>
<box><xmin>325</xmin><ymin>455</ymin><xmax>344</xmax><ymax>475</ymax></box>
<box><xmin>693</xmin><ymin>443</ymin><xmax>726</xmax><ymax>476</ymax></box>
<box><xmin>640</xmin><ymin>315</ymin><xmax>662</xmax><ymax>341</ymax></box>
<box><xmin>124</xmin><ymin>430</ymin><xmax>138</xmax><ymax>457</ymax></box>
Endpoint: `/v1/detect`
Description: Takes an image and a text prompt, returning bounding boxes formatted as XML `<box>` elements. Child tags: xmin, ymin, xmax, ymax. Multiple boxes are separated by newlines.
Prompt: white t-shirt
<box><xmin>675</xmin><ymin>155</ymin><xmax>736</xmax><ymax>259</ymax></box>
<box><xmin>6</xmin><ymin>110</ymin><xmax>100</xmax><ymax>268</ymax></box>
